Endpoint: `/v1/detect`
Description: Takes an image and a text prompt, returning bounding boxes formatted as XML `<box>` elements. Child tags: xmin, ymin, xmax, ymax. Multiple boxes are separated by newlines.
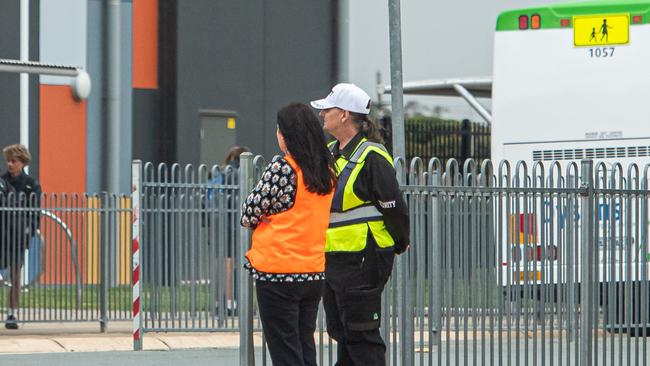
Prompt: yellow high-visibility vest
<box><xmin>325</xmin><ymin>138</ymin><xmax>395</xmax><ymax>253</ymax></box>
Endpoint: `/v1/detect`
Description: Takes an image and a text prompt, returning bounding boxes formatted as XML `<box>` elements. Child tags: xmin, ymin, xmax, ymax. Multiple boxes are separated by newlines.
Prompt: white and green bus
<box><xmin>492</xmin><ymin>0</ymin><xmax>650</xmax><ymax>168</ymax></box>
<box><xmin>485</xmin><ymin>2</ymin><xmax>650</xmax><ymax>333</ymax></box>
<box><xmin>492</xmin><ymin>0</ymin><xmax>650</xmax><ymax>287</ymax></box>
<box><xmin>384</xmin><ymin>0</ymin><xmax>649</xmax><ymax>308</ymax></box>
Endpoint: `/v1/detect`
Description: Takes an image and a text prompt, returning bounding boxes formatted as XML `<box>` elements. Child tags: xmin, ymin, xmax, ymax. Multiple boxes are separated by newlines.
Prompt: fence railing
<box><xmin>136</xmin><ymin>162</ymin><xmax>243</xmax><ymax>335</ymax></box>
<box><xmin>381</xmin><ymin>117</ymin><xmax>491</xmax><ymax>167</ymax></box>
<box><xmin>3</xmin><ymin>156</ymin><xmax>649</xmax><ymax>366</ymax></box>
<box><xmin>231</xmin><ymin>155</ymin><xmax>649</xmax><ymax>365</ymax></box>
<box><xmin>0</xmin><ymin>192</ymin><xmax>131</xmax><ymax>328</ymax></box>
<box><xmin>391</xmin><ymin>158</ymin><xmax>649</xmax><ymax>365</ymax></box>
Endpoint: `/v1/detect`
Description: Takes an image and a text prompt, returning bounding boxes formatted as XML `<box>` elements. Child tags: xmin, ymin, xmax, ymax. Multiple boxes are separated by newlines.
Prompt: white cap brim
<box><xmin>310</xmin><ymin>98</ymin><xmax>334</xmax><ymax>110</ymax></box>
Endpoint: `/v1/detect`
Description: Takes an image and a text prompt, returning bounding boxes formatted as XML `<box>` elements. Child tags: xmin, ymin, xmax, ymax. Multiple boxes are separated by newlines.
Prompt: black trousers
<box><xmin>255</xmin><ymin>279</ymin><xmax>323</xmax><ymax>366</ymax></box>
<box><xmin>323</xmin><ymin>240</ymin><xmax>395</xmax><ymax>366</ymax></box>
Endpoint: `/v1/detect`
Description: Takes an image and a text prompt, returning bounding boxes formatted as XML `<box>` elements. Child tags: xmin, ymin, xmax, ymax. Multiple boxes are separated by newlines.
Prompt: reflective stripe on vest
<box><xmin>326</xmin><ymin>139</ymin><xmax>395</xmax><ymax>252</ymax></box>
<box><xmin>329</xmin><ymin>205</ymin><xmax>382</xmax><ymax>228</ymax></box>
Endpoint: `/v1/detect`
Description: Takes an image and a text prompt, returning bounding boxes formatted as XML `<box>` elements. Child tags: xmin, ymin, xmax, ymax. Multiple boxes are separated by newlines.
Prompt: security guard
<box><xmin>311</xmin><ymin>83</ymin><xmax>409</xmax><ymax>365</ymax></box>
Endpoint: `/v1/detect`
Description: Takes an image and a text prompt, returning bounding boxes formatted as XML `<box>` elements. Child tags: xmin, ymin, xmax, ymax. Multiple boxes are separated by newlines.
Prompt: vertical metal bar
<box><xmin>580</xmin><ymin>160</ymin><xmax>594</xmax><ymax>366</ymax></box>
<box><xmin>110</xmin><ymin>195</ymin><xmax>116</xmax><ymax>323</ymax></box>
<box><xmin>239</xmin><ymin>152</ymin><xmax>255</xmax><ymax>366</ymax></box>
<box><xmin>401</xmin><ymin>163</ymin><xmax>414</xmax><ymax>366</ymax></box>
<box><xmin>566</xmin><ymin>174</ymin><xmax>575</xmax><ymax>366</ymax></box>
<box><xmin>100</xmin><ymin>192</ymin><xmax>109</xmax><ymax>332</ymax></box>
<box><xmin>131</xmin><ymin>160</ymin><xmax>143</xmax><ymax>350</ymax></box>
<box><xmin>189</xmin><ymin>168</ymin><xmax>197</xmax><ymax>329</ymax></box>
<box><xmin>171</xmin><ymin>176</ymin><xmax>179</xmax><ymax>329</ymax></box>
<box><xmin>417</xmin><ymin>188</ymin><xmax>425</xmax><ymax>366</ymax></box>
<box><xmin>443</xmin><ymin>188</ymin><xmax>451</xmax><ymax>366</ymax></box>
<box><xmin>104</xmin><ymin>0</ymin><xmax>121</xmax><ymax>193</ymax></box>
<box><xmin>470</xmin><ymin>177</ymin><xmax>478</xmax><ymax>366</ymax></box>
<box><xmin>427</xmin><ymin>187</ymin><xmax>436</xmax><ymax>366</ymax></box>
<box><xmin>163</xmin><ymin>182</ymin><xmax>171</xmax><ymax>330</ymax></box>
<box><xmin>210</xmin><ymin>168</ymin><xmax>218</xmax><ymax>328</ymax></box>
<box><xmin>454</xmin><ymin>171</ymin><xmax>461</xmax><ymax>366</ymax></box>
<box><xmin>537</xmin><ymin>186</ymin><xmax>544</xmax><ymax>366</ymax></box>
<box><xmin>1</xmin><ymin>194</ymin><xmax>5</xmax><ymax>318</ymax></box>
<box><xmin>19</xmin><ymin>0</ymin><xmax>29</xmax><ymax>149</ymax></box>
<box><xmin>318</xmin><ymin>303</ymin><xmax>325</xmax><ymax>366</ymax></box>
<box><xmin>462</xmin><ymin>181</ymin><xmax>469</xmax><ymax>366</ymax></box>
<box><xmin>388</xmin><ymin>0</ymin><xmax>405</xmax><ymax>161</ymax></box>
<box><xmin>431</xmin><ymin>170</ymin><xmax>442</xmax><ymax>352</ymax></box>
<box><xmin>497</xmin><ymin>175</ymin><xmax>505</xmax><ymax>366</ymax></box>
<box><xmin>637</xmin><ymin>172</ymin><xmax>650</xmax><ymax>366</ymax></box>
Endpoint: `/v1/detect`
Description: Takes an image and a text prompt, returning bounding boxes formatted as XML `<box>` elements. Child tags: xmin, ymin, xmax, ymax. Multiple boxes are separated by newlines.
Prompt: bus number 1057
<box><xmin>589</xmin><ymin>47</ymin><xmax>615</xmax><ymax>58</ymax></box>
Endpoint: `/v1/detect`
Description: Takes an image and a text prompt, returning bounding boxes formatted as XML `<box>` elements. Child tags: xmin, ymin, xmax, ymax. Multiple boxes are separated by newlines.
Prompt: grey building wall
<box><xmin>175</xmin><ymin>0</ymin><xmax>337</xmax><ymax>163</ymax></box>
<box><xmin>0</xmin><ymin>0</ymin><xmax>40</xmax><ymax>178</ymax></box>
<box><xmin>132</xmin><ymin>89</ymin><xmax>160</xmax><ymax>165</ymax></box>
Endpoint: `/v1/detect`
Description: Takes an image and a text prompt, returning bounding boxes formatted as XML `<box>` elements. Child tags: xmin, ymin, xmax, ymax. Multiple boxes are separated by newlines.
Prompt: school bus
<box><xmin>492</xmin><ymin>0</ymin><xmax>650</xmax><ymax>168</ymax></box>
<box><xmin>382</xmin><ymin>0</ymin><xmax>650</xmax><ymax>329</ymax></box>
<box><xmin>492</xmin><ymin>0</ymin><xmax>650</xmax><ymax>285</ymax></box>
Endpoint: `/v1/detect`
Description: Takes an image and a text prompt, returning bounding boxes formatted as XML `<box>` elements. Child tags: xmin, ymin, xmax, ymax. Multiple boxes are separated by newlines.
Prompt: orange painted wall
<box><xmin>133</xmin><ymin>0</ymin><xmax>159</xmax><ymax>89</ymax></box>
<box><xmin>39</xmin><ymin>84</ymin><xmax>88</xmax><ymax>284</ymax></box>
<box><xmin>39</xmin><ymin>84</ymin><xmax>87</xmax><ymax>194</ymax></box>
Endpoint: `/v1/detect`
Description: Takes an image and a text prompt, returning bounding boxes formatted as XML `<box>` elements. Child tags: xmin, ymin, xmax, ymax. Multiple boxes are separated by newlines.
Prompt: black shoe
<box><xmin>227</xmin><ymin>304</ymin><xmax>238</xmax><ymax>317</ymax></box>
<box><xmin>5</xmin><ymin>315</ymin><xmax>18</xmax><ymax>330</ymax></box>
<box><xmin>214</xmin><ymin>302</ymin><xmax>238</xmax><ymax>317</ymax></box>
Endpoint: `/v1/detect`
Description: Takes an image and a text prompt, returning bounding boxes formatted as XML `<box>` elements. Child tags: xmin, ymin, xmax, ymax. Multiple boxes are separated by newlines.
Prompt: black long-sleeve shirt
<box><xmin>330</xmin><ymin>133</ymin><xmax>410</xmax><ymax>253</ymax></box>
<box><xmin>1</xmin><ymin>170</ymin><xmax>42</xmax><ymax>244</ymax></box>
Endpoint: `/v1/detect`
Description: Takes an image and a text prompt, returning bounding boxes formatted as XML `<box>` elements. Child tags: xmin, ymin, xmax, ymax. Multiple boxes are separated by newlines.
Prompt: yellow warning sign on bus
<box><xmin>227</xmin><ymin>117</ymin><xmax>236</xmax><ymax>129</ymax></box>
<box><xmin>574</xmin><ymin>14</ymin><xmax>629</xmax><ymax>46</ymax></box>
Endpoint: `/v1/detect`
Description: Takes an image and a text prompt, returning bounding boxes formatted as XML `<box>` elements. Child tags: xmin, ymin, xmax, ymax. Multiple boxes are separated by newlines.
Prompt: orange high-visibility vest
<box><xmin>246</xmin><ymin>155</ymin><xmax>334</xmax><ymax>274</ymax></box>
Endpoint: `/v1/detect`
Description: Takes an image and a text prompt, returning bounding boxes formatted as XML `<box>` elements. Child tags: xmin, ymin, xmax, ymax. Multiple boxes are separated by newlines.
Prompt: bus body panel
<box><xmin>491</xmin><ymin>2</ymin><xmax>650</xmax><ymax>286</ymax></box>
<box><xmin>492</xmin><ymin>24</ymin><xmax>650</xmax><ymax>164</ymax></box>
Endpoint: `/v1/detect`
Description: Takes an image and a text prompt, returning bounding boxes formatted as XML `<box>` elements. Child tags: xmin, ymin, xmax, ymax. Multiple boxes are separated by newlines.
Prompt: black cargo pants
<box><xmin>323</xmin><ymin>234</ymin><xmax>395</xmax><ymax>366</ymax></box>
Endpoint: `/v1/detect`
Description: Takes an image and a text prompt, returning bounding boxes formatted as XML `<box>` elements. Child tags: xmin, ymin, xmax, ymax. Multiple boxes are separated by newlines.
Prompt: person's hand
<box><xmin>394</xmin><ymin>243</ymin><xmax>410</xmax><ymax>255</ymax></box>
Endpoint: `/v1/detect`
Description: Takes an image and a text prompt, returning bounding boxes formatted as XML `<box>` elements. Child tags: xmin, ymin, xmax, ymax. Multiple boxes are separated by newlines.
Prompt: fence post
<box><xmin>394</xmin><ymin>157</ymin><xmax>414</xmax><ymax>366</ymax></box>
<box><xmin>100</xmin><ymin>192</ymin><xmax>109</xmax><ymax>333</ymax></box>
<box><xmin>460</xmin><ymin>119</ymin><xmax>471</xmax><ymax>163</ymax></box>
<box><xmin>579</xmin><ymin>159</ymin><xmax>594</xmax><ymax>366</ymax></box>
<box><xmin>131</xmin><ymin>160</ymin><xmax>143</xmax><ymax>351</ymax></box>
<box><xmin>238</xmin><ymin>152</ymin><xmax>255</xmax><ymax>366</ymax></box>
<box><xmin>431</xmin><ymin>169</ymin><xmax>441</xmax><ymax>346</ymax></box>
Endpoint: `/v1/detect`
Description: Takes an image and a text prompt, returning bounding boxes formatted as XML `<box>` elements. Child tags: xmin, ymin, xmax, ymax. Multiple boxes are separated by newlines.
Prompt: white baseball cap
<box><xmin>310</xmin><ymin>83</ymin><xmax>371</xmax><ymax>114</ymax></box>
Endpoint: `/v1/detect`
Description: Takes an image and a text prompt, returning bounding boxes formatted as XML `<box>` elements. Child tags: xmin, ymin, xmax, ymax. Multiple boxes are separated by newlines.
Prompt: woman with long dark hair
<box><xmin>241</xmin><ymin>102</ymin><xmax>336</xmax><ymax>366</ymax></box>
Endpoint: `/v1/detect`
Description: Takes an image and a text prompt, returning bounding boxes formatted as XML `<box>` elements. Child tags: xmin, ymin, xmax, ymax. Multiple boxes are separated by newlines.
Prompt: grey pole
<box><xmin>388</xmin><ymin>0</ymin><xmax>405</xmax><ymax>161</ymax></box>
<box><xmin>579</xmin><ymin>160</ymin><xmax>594</xmax><ymax>366</ymax></box>
<box><xmin>100</xmin><ymin>192</ymin><xmax>109</xmax><ymax>332</ymax></box>
<box><xmin>337</xmin><ymin>0</ymin><xmax>350</xmax><ymax>82</ymax></box>
<box><xmin>239</xmin><ymin>152</ymin><xmax>255</xmax><ymax>366</ymax></box>
<box><xmin>105</xmin><ymin>0</ymin><xmax>121</xmax><ymax>193</ymax></box>
<box><xmin>20</xmin><ymin>0</ymin><xmax>29</xmax><ymax>151</ymax></box>
<box><xmin>389</xmin><ymin>1</ymin><xmax>410</xmax><ymax>364</ymax></box>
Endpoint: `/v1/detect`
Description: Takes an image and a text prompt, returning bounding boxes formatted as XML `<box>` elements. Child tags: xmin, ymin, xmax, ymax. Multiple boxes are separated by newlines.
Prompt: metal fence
<box><xmin>380</xmin><ymin>117</ymin><xmax>491</xmax><ymax>167</ymax></box>
<box><xmin>136</xmin><ymin>161</ymin><xmax>243</xmax><ymax>334</ymax></box>
<box><xmin>3</xmin><ymin>155</ymin><xmax>648</xmax><ymax>366</ymax></box>
<box><xmin>0</xmin><ymin>192</ymin><xmax>131</xmax><ymax>329</ymax></box>
<box><xmin>231</xmin><ymin>155</ymin><xmax>649</xmax><ymax>365</ymax></box>
<box><xmin>391</xmin><ymin>158</ymin><xmax>650</xmax><ymax>365</ymax></box>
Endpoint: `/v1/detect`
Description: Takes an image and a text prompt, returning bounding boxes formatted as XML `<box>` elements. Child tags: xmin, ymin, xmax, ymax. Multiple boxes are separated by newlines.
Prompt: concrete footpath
<box><xmin>0</xmin><ymin>321</ymin><xmax>255</xmax><ymax>355</ymax></box>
